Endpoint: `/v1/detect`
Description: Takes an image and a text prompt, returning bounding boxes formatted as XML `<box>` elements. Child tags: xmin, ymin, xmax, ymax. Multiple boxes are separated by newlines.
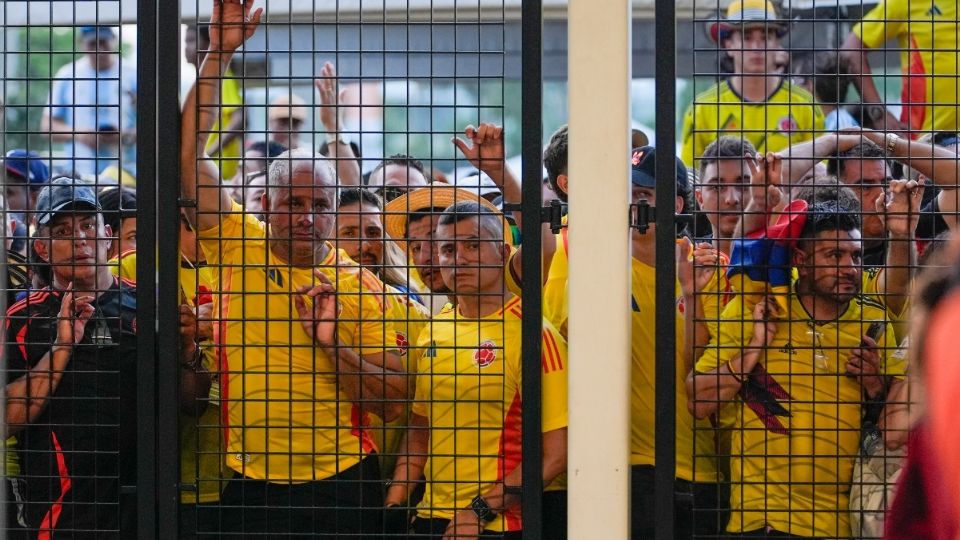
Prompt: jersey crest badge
<box><xmin>395</xmin><ymin>332</ymin><xmax>409</xmax><ymax>355</ymax></box>
<box><xmin>474</xmin><ymin>340</ymin><xmax>498</xmax><ymax>368</ymax></box>
<box><xmin>777</xmin><ymin>116</ymin><xmax>799</xmax><ymax>133</ymax></box>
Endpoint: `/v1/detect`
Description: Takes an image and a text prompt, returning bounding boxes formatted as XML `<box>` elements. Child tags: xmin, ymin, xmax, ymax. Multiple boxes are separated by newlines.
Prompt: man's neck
<box><xmin>729</xmin><ymin>74</ymin><xmax>781</xmax><ymax>102</ymax></box>
<box><xmin>714</xmin><ymin>237</ymin><xmax>732</xmax><ymax>258</ymax></box>
<box><xmin>457</xmin><ymin>289</ymin><xmax>512</xmax><ymax>319</ymax></box>
<box><xmin>631</xmin><ymin>234</ymin><xmax>656</xmax><ymax>266</ymax></box>
<box><xmin>269</xmin><ymin>239</ymin><xmax>331</xmax><ymax>268</ymax></box>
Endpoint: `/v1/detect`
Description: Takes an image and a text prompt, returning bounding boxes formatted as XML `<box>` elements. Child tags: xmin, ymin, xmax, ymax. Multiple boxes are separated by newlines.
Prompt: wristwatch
<box><xmin>326</xmin><ymin>133</ymin><xmax>349</xmax><ymax>146</ymax></box>
<box><xmin>470</xmin><ymin>495</ymin><xmax>498</xmax><ymax>524</ymax></box>
<box><xmin>884</xmin><ymin>133</ymin><xmax>900</xmax><ymax>156</ymax></box>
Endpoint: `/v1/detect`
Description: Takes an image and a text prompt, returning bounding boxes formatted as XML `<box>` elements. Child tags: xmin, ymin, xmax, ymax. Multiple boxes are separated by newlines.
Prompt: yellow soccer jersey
<box><xmin>694</xmin><ymin>287</ymin><xmax>905</xmax><ymax>538</ymax></box>
<box><xmin>855</xmin><ymin>0</ymin><xmax>960</xmax><ymax>133</ymax></box>
<box><xmin>542</xmin><ymin>218</ymin><xmax>569</xmax><ymax>337</ymax></box>
<box><xmin>681</xmin><ymin>80</ymin><xmax>824</xmax><ymax>167</ymax></box>
<box><xmin>209</xmin><ymin>71</ymin><xmax>244</xmax><ymax>180</ymax></box>
<box><xmin>631</xmin><ymin>259</ymin><xmax>718</xmax><ymax>483</ymax></box>
<box><xmin>108</xmin><ymin>248</ymin><xmax>138</xmax><ymax>282</ymax></box>
<box><xmin>367</xmin><ymin>284</ymin><xmax>430</xmax><ymax>476</ymax></box>
<box><xmin>199</xmin><ymin>202</ymin><xmax>397</xmax><ymax>482</ymax></box>
<box><xmin>411</xmin><ymin>296</ymin><xmax>568</xmax><ymax>532</ymax></box>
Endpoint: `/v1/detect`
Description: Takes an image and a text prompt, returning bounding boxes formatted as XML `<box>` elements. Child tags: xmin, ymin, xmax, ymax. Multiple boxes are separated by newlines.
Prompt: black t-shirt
<box><xmin>4</xmin><ymin>279</ymin><xmax>137</xmax><ymax>536</ymax></box>
<box><xmin>916</xmin><ymin>196</ymin><xmax>950</xmax><ymax>241</ymax></box>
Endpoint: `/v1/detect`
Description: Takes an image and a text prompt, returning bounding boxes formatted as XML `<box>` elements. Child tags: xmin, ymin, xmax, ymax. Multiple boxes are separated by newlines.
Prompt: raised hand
<box><xmin>745</xmin><ymin>152</ymin><xmax>783</xmax><ymax>212</ymax></box>
<box><xmin>55</xmin><ymin>283</ymin><xmax>95</xmax><ymax>347</ymax></box>
<box><xmin>676</xmin><ymin>237</ymin><xmax>719</xmax><ymax>298</ymax></box>
<box><xmin>847</xmin><ymin>334</ymin><xmax>886</xmax><ymax>398</ymax></box>
<box><xmin>315</xmin><ymin>61</ymin><xmax>346</xmax><ymax>133</ymax></box>
<box><xmin>876</xmin><ymin>178</ymin><xmax>924</xmax><ymax>238</ymax></box>
<box><xmin>293</xmin><ymin>270</ymin><xmax>339</xmax><ymax>348</ymax></box>
<box><xmin>209</xmin><ymin>0</ymin><xmax>263</xmax><ymax>54</ymax></box>
<box><xmin>452</xmin><ymin>123</ymin><xmax>506</xmax><ymax>181</ymax></box>
<box><xmin>750</xmin><ymin>296</ymin><xmax>779</xmax><ymax>348</ymax></box>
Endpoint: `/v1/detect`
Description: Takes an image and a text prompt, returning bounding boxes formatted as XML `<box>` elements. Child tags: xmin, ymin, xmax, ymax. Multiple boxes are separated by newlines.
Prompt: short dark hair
<box><xmin>543</xmin><ymin>125</ymin><xmax>568</xmax><ymax>203</ymax></box>
<box><xmin>799</xmin><ymin>199</ymin><xmax>861</xmax><ymax>245</ymax></box>
<box><xmin>697</xmin><ymin>136</ymin><xmax>757</xmax><ymax>179</ymax></box>
<box><xmin>828</xmin><ymin>141</ymin><xmax>887</xmax><ymax>177</ymax></box>
<box><xmin>792</xmin><ymin>52</ymin><xmax>852</xmax><ymax>105</ymax></box>
<box><xmin>791</xmin><ymin>176</ymin><xmax>860</xmax><ymax>211</ymax></box>
<box><xmin>247</xmin><ymin>140</ymin><xmax>288</xmax><ymax>160</ymax></box>
<box><xmin>339</xmin><ymin>187</ymin><xmax>383</xmax><ymax>211</ymax></box>
<box><xmin>98</xmin><ymin>186</ymin><xmax>137</xmax><ymax>233</ymax></box>
<box><xmin>369</xmin><ymin>154</ymin><xmax>426</xmax><ymax>185</ymax></box>
<box><xmin>437</xmin><ymin>201</ymin><xmax>504</xmax><ymax>240</ymax></box>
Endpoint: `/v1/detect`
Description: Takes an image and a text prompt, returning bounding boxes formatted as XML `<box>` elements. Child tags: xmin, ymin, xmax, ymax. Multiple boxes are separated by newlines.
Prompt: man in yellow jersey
<box><xmin>336</xmin><ymin>187</ymin><xmax>430</xmax><ymax>477</ymax></box>
<box><xmin>384</xmin><ymin>184</ymin><xmax>515</xmax><ymax>312</ymax></box>
<box><xmin>688</xmin><ymin>200</ymin><xmax>906</xmax><ymax>538</ymax></box>
<box><xmin>185</xmin><ymin>23</ymin><xmax>245</xmax><ymax>180</ymax></box>
<box><xmin>180</xmin><ymin>1</ymin><xmax>403</xmax><ymax>535</ymax></box>
<box><xmin>383</xmin><ymin>201</ymin><xmax>568</xmax><ymax>540</ymax></box>
<box><xmin>842</xmin><ymin>0</ymin><xmax>960</xmax><ymax>135</ymax></box>
<box><xmin>626</xmin><ymin>147</ymin><xmax>727</xmax><ymax>539</ymax></box>
<box><xmin>681</xmin><ymin>0</ymin><xmax>824</xmax><ymax>168</ymax></box>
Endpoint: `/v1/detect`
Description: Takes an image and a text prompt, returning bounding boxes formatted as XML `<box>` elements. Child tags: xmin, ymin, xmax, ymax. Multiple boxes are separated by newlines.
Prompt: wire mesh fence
<box><xmin>1</xmin><ymin>0</ymin><xmax>958</xmax><ymax>538</ymax></box>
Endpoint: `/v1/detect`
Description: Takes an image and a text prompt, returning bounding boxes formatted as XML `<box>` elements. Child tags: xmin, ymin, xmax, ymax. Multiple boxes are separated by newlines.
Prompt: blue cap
<box><xmin>630</xmin><ymin>146</ymin><xmax>689</xmax><ymax>198</ymax></box>
<box><xmin>3</xmin><ymin>150</ymin><xmax>50</xmax><ymax>185</ymax></box>
<box><xmin>35</xmin><ymin>177</ymin><xmax>101</xmax><ymax>226</ymax></box>
<box><xmin>79</xmin><ymin>26</ymin><xmax>116</xmax><ymax>42</ymax></box>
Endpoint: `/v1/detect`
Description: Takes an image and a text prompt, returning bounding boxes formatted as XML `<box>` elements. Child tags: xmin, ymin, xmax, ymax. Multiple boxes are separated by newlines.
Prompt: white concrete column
<box><xmin>567</xmin><ymin>0</ymin><xmax>632</xmax><ymax>538</ymax></box>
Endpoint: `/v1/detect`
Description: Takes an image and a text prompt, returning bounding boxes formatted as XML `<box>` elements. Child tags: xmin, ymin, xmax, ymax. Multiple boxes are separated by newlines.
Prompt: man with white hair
<box><xmin>180</xmin><ymin>1</ymin><xmax>403</xmax><ymax>535</ymax></box>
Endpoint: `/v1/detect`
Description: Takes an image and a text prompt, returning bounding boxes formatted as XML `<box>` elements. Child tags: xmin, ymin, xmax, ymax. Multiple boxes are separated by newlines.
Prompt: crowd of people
<box><xmin>3</xmin><ymin>0</ymin><xmax>960</xmax><ymax>538</ymax></box>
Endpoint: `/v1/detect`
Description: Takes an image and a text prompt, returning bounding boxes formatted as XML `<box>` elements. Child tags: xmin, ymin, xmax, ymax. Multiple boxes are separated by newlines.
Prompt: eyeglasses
<box><xmin>371</xmin><ymin>185</ymin><xmax>406</xmax><ymax>203</ymax></box>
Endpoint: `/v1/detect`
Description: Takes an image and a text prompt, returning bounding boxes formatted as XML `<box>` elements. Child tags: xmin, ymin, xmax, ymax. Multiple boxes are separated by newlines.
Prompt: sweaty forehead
<box><xmin>813</xmin><ymin>228</ymin><xmax>862</xmax><ymax>247</ymax></box>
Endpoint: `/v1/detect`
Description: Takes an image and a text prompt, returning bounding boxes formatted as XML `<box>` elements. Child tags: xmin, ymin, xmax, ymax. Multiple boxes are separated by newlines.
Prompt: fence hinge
<box><xmin>503</xmin><ymin>199</ymin><xmax>566</xmax><ymax>234</ymax></box>
<box><xmin>630</xmin><ymin>199</ymin><xmax>655</xmax><ymax>234</ymax></box>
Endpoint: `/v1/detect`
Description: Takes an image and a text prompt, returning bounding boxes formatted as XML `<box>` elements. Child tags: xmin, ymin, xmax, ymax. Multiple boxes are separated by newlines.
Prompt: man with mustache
<box><xmin>180</xmin><ymin>0</ymin><xmax>403</xmax><ymax>535</ymax></box>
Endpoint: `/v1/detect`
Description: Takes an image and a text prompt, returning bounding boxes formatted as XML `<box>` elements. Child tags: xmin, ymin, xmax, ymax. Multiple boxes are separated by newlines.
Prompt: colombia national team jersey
<box><xmin>411</xmin><ymin>296</ymin><xmax>568</xmax><ymax>532</ymax></box>
<box><xmin>631</xmin><ymin>258</ymin><xmax>720</xmax><ymax>483</ymax></box>
<box><xmin>199</xmin><ymin>202</ymin><xmax>397</xmax><ymax>482</ymax></box>
<box><xmin>681</xmin><ymin>79</ymin><xmax>824</xmax><ymax>168</ymax></box>
<box><xmin>694</xmin><ymin>285</ymin><xmax>906</xmax><ymax>538</ymax></box>
<box><xmin>855</xmin><ymin>0</ymin><xmax>960</xmax><ymax>133</ymax></box>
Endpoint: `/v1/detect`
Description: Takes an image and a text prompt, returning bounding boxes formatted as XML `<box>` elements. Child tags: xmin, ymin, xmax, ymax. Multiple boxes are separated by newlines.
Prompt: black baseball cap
<box><xmin>630</xmin><ymin>146</ymin><xmax>689</xmax><ymax>198</ymax></box>
<box><xmin>35</xmin><ymin>177</ymin><xmax>101</xmax><ymax>226</ymax></box>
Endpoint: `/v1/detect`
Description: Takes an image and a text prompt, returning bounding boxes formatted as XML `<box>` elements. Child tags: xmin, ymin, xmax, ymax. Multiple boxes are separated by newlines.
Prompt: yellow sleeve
<box><xmin>540</xmin><ymin>322</ymin><xmax>569</xmax><ymax>433</ymax></box>
<box><xmin>681</xmin><ymin>103</ymin><xmax>697</xmax><ymax>168</ymax></box>
<box><xmin>694</xmin><ymin>296</ymin><xmax>749</xmax><ymax>373</ymax></box>
<box><xmin>197</xmin><ymin>200</ymin><xmax>261</xmax><ymax>265</ymax></box>
<box><xmin>337</xmin><ymin>268</ymin><xmax>398</xmax><ymax>356</ymax></box>
<box><xmin>505</xmin><ymin>247</ymin><xmax>523</xmax><ymax>297</ymax></box>
<box><xmin>411</xmin><ymin>328</ymin><xmax>432</xmax><ymax>418</ymax></box>
<box><xmin>879</xmin><ymin>321</ymin><xmax>907</xmax><ymax>377</ymax></box>
<box><xmin>854</xmin><ymin>0</ymin><xmax>907</xmax><ymax>49</ymax></box>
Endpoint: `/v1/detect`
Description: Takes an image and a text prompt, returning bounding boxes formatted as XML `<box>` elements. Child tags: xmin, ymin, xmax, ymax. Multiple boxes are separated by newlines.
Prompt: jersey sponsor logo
<box><xmin>928</xmin><ymin>4</ymin><xmax>943</xmax><ymax>16</ymax></box>
<box><xmin>777</xmin><ymin>116</ymin><xmax>799</xmax><ymax>133</ymax></box>
<box><xmin>778</xmin><ymin>342</ymin><xmax>797</xmax><ymax>355</ymax></box>
<box><xmin>424</xmin><ymin>341</ymin><xmax>438</xmax><ymax>358</ymax></box>
<box><xmin>395</xmin><ymin>332</ymin><xmax>409</xmax><ymax>355</ymax></box>
<box><xmin>474</xmin><ymin>340</ymin><xmax>498</xmax><ymax>368</ymax></box>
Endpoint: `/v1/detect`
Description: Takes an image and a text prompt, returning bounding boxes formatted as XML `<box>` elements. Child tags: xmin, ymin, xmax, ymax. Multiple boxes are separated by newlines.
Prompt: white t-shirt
<box><xmin>47</xmin><ymin>57</ymin><xmax>137</xmax><ymax>176</ymax></box>
<box><xmin>824</xmin><ymin>108</ymin><xmax>859</xmax><ymax>132</ymax></box>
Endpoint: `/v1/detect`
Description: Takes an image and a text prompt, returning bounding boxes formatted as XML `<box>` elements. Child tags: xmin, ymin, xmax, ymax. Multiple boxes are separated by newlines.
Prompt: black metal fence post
<box><xmin>654</xmin><ymin>0</ymin><xmax>678</xmax><ymax>535</ymax></box>
<box><xmin>156</xmin><ymin>0</ymin><xmax>183</xmax><ymax>537</ymax></box>
<box><xmin>135</xmin><ymin>0</ymin><xmax>159</xmax><ymax>537</ymax></box>
<box><xmin>520</xmin><ymin>1</ymin><xmax>545</xmax><ymax>539</ymax></box>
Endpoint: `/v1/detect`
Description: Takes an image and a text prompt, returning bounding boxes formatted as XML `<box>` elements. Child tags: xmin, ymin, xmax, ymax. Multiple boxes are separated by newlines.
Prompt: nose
<box><xmin>296</xmin><ymin>212</ymin><xmax>314</xmax><ymax>227</ymax></box>
<box><xmin>724</xmin><ymin>186</ymin><xmax>742</xmax><ymax>207</ymax></box>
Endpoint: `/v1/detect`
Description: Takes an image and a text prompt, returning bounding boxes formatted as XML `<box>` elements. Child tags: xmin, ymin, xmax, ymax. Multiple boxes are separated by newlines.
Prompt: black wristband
<box><xmin>470</xmin><ymin>495</ymin><xmax>497</xmax><ymax>524</ymax></box>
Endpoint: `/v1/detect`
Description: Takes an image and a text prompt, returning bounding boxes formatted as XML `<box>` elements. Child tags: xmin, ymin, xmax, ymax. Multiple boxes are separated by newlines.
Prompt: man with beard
<box><xmin>688</xmin><ymin>200</ymin><xmax>906</xmax><ymax>538</ymax></box>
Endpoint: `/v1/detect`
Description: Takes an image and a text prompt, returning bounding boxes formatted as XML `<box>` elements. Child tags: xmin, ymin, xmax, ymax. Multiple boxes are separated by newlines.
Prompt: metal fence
<box><xmin>1</xmin><ymin>0</ymin><xmax>954</xmax><ymax>538</ymax></box>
